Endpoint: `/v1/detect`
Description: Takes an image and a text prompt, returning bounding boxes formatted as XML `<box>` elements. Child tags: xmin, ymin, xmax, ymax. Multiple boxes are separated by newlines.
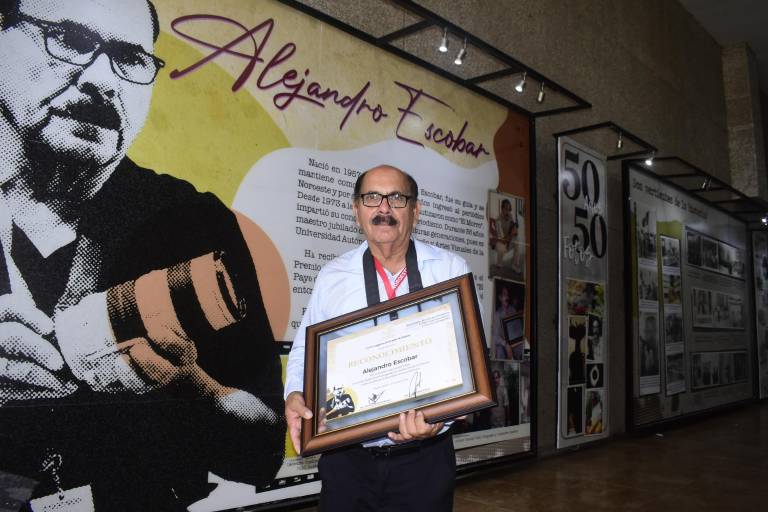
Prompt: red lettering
<box><xmin>393</xmin><ymin>81</ymin><xmax>452</xmax><ymax>147</ymax></box>
<box><xmin>170</xmin><ymin>14</ymin><xmax>386</xmax><ymax>129</ymax></box>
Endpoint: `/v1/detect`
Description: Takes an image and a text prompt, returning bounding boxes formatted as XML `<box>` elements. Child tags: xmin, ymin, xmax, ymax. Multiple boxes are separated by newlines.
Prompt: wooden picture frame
<box><xmin>301</xmin><ymin>273</ymin><xmax>495</xmax><ymax>456</ymax></box>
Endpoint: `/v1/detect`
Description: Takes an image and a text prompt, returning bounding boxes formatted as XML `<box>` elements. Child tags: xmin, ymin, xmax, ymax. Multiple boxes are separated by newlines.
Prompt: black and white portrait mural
<box><xmin>0</xmin><ymin>1</ymin><xmax>285</xmax><ymax>509</ymax></box>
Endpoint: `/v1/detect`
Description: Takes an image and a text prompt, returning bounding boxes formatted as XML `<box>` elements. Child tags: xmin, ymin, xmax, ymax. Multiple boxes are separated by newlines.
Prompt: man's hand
<box><xmin>119</xmin><ymin>337</ymin><xmax>192</xmax><ymax>389</ymax></box>
<box><xmin>0</xmin><ymin>295</ymin><xmax>76</xmax><ymax>405</ymax></box>
<box><xmin>285</xmin><ymin>391</ymin><xmax>312</xmax><ymax>453</ymax></box>
<box><xmin>387</xmin><ymin>409</ymin><xmax>443</xmax><ymax>443</ymax></box>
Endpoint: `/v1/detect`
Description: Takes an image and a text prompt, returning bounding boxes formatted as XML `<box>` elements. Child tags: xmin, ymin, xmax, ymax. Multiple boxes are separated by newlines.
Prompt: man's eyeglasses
<box><xmin>17</xmin><ymin>13</ymin><xmax>165</xmax><ymax>85</ymax></box>
<box><xmin>358</xmin><ymin>192</ymin><xmax>412</xmax><ymax>209</ymax></box>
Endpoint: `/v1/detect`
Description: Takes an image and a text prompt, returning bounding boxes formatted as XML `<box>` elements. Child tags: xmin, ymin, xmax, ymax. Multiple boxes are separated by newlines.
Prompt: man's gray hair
<box><xmin>352</xmin><ymin>165</ymin><xmax>419</xmax><ymax>203</ymax></box>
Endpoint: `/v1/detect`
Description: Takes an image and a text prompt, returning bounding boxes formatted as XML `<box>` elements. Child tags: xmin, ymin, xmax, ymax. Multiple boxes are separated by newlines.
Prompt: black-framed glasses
<box><xmin>358</xmin><ymin>192</ymin><xmax>412</xmax><ymax>208</ymax></box>
<box><xmin>17</xmin><ymin>13</ymin><xmax>165</xmax><ymax>85</ymax></box>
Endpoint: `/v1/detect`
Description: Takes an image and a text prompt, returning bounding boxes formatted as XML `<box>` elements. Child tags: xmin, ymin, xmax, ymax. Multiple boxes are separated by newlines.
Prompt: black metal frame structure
<box><xmin>552</xmin><ymin>121</ymin><xmax>657</xmax><ymax>161</ymax></box>
<box><xmin>622</xmin><ymin>156</ymin><xmax>768</xmax><ymax>231</ymax></box>
<box><xmin>278</xmin><ymin>0</ymin><xmax>591</xmax><ymax>118</ymax></box>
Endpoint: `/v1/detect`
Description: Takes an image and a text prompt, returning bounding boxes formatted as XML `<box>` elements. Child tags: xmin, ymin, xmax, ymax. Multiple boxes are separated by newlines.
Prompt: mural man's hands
<box><xmin>118</xmin><ymin>334</ymin><xmax>198</xmax><ymax>390</ymax></box>
<box><xmin>0</xmin><ymin>294</ymin><xmax>76</xmax><ymax>405</ymax></box>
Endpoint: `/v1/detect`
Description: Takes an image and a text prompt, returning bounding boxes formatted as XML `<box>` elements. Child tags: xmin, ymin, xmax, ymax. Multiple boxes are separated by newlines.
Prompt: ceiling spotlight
<box><xmin>515</xmin><ymin>72</ymin><xmax>527</xmax><ymax>93</ymax></box>
<box><xmin>438</xmin><ymin>28</ymin><xmax>448</xmax><ymax>53</ymax></box>
<box><xmin>617</xmin><ymin>132</ymin><xmax>624</xmax><ymax>150</ymax></box>
<box><xmin>454</xmin><ymin>38</ymin><xmax>467</xmax><ymax>65</ymax></box>
<box><xmin>536</xmin><ymin>82</ymin><xmax>545</xmax><ymax>104</ymax></box>
<box><xmin>644</xmin><ymin>152</ymin><xmax>654</xmax><ymax>166</ymax></box>
<box><xmin>762</xmin><ymin>215</ymin><xmax>768</xmax><ymax>226</ymax></box>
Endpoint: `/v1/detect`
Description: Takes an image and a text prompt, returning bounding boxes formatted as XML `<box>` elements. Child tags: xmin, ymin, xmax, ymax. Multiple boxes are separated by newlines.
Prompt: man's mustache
<box><xmin>372</xmin><ymin>215</ymin><xmax>398</xmax><ymax>226</ymax></box>
<box><xmin>51</xmin><ymin>99</ymin><xmax>122</xmax><ymax>131</ymax></box>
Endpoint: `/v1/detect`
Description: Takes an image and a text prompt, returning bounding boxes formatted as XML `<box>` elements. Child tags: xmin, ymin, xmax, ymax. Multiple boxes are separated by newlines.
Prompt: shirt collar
<box><xmin>1</xmin><ymin>184</ymin><xmax>76</xmax><ymax>258</ymax></box>
<box><xmin>356</xmin><ymin>238</ymin><xmax>441</xmax><ymax>272</ymax></box>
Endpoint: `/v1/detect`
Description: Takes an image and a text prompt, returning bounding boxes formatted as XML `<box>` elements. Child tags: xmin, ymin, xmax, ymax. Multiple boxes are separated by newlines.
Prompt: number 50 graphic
<box><xmin>561</xmin><ymin>148</ymin><xmax>607</xmax><ymax>259</ymax></box>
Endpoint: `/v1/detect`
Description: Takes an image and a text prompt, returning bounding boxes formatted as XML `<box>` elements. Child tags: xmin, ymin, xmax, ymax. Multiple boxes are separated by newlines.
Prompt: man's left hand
<box><xmin>387</xmin><ymin>409</ymin><xmax>443</xmax><ymax>443</ymax></box>
<box><xmin>120</xmin><ymin>337</ymin><xmax>191</xmax><ymax>388</ymax></box>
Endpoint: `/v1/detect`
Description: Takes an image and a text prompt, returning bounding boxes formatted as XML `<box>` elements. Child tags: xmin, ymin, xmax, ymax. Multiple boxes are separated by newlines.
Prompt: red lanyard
<box><xmin>374</xmin><ymin>258</ymin><xmax>408</xmax><ymax>300</ymax></box>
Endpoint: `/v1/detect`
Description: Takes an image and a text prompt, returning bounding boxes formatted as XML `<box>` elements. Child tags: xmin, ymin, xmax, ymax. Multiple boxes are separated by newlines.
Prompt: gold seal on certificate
<box><xmin>301</xmin><ymin>274</ymin><xmax>496</xmax><ymax>456</ymax></box>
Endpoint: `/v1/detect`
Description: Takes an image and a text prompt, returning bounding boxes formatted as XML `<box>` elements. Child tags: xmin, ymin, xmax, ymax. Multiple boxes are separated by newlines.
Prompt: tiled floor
<box><xmin>284</xmin><ymin>401</ymin><xmax>768</xmax><ymax>511</ymax></box>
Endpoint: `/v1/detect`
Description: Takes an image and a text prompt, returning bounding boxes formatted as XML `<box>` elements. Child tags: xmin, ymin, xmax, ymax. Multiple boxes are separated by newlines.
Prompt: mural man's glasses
<box><xmin>17</xmin><ymin>13</ymin><xmax>165</xmax><ymax>85</ymax></box>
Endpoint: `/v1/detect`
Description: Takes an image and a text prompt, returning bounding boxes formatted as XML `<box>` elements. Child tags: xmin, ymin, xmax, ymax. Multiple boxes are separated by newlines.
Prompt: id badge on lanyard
<box><xmin>29</xmin><ymin>452</ymin><xmax>95</xmax><ymax>512</ymax></box>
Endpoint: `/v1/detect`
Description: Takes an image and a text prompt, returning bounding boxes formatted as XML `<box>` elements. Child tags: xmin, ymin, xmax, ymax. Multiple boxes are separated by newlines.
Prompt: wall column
<box><xmin>723</xmin><ymin>44</ymin><xmax>767</xmax><ymax>199</ymax></box>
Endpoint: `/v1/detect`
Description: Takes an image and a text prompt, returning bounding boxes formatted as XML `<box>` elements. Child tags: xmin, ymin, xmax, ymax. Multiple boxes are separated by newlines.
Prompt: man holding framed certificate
<box><xmin>285</xmin><ymin>165</ymin><xmax>473</xmax><ymax>511</ymax></box>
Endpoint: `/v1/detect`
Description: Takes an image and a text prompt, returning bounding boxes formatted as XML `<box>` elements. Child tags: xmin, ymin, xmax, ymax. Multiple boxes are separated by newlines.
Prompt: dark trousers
<box><xmin>318</xmin><ymin>433</ymin><xmax>456</xmax><ymax>512</ymax></box>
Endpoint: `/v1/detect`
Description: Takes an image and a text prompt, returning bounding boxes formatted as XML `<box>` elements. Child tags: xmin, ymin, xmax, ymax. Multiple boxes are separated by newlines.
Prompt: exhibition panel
<box><xmin>752</xmin><ymin>232</ymin><xmax>768</xmax><ymax>399</ymax></box>
<box><xmin>624</xmin><ymin>163</ymin><xmax>754</xmax><ymax>428</ymax></box>
<box><xmin>556</xmin><ymin>137</ymin><xmax>610</xmax><ymax>447</ymax></box>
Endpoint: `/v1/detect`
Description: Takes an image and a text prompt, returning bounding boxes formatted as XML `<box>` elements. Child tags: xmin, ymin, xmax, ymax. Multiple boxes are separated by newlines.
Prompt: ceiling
<box><xmin>679</xmin><ymin>0</ymin><xmax>768</xmax><ymax>95</ymax></box>
<box><xmin>288</xmin><ymin>0</ymin><xmax>591</xmax><ymax>116</ymax></box>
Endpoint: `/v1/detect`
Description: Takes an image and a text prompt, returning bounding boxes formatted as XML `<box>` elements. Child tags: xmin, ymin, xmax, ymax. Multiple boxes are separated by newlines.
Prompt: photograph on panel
<box><xmin>718</xmin><ymin>242</ymin><xmax>733</xmax><ymax>275</ymax></box>
<box><xmin>665</xmin><ymin>352</ymin><xmax>686</xmax><ymax>396</ymax></box>
<box><xmin>692</xmin><ymin>287</ymin><xmax>713</xmax><ymax>327</ymax></box>
<box><xmin>686</xmin><ymin>229</ymin><xmax>702</xmax><ymax>266</ymax></box>
<box><xmin>733</xmin><ymin>352</ymin><xmax>748</xmax><ymax>383</ymax></box>
<box><xmin>664</xmin><ymin>310</ymin><xmax>684</xmax><ymax>346</ymax></box>
<box><xmin>585</xmin><ymin>389</ymin><xmax>604</xmax><ymax>436</ymax></box>
<box><xmin>717</xmin><ymin>242</ymin><xmax>744</xmax><ymax>278</ymax></box>
<box><xmin>689</xmin><ymin>351</ymin><xmax>748</xmax><ymax>389</ymax></box>
<box><xmin>460</xmin><ymin>360</ymin><xmax>521</xmax><ymax>432</ymax></box>
<box><xmin>586</xmin><ymin>363</ymin><xmax>604</xmax><ymax>389</ymax></box>
<box><xmin>756</xmin><ymin>236</ymin><xmax>768</xmax><ymax>289</ymax></box>
<box><xmin>732</xmin><ymin>247</ymin><xmax>745</xmax><ymax>279</ymax></box>
<box><xmin>720</xmin><ymin>353</ymin><xmax>737</xmax><ymax>385</ymax></box>
<box><xmin>520</xmin><ymin>360</ymin><xmax>531</xmax><ymax>424</ymax></box>
<box><xmin>566</xmin><ymin>278</ymin><xmax>605</xmax><ymax>317</ymax></box>
<box><xmin>488</xmin><ymin>191</ymin><xmax>526</xmax><ymax>281</ymax></box>
<box><xmin>639</xmin><ymin>311</ymin><xmax>661</xmax><ymax>378</ymax></box>
<box><xmin>713</xmin><ymin>292</ymin><xmax>745</xmax><ymax>330</ymax></box>
<box><xmin>691</xmin><ymin>352</ymin><xmax>720</xmax><ymax>389</ymax></box>
<box><xmin>488</xmin><ymin>360</ymin><xmax>521</xmax><ymax>428</ymax></box>
<box><xmin>663</xmin><ymin>274</ymin><xmax>682</xmax><ymax>304</ymax></box>
<box><xmin>701</xmin><ymin>236</ymin><xmax>719</xmax><ymax>271</ymax></box>
<box><xmin>568</xmin><ymin>316</ymin><xmax>588</xmax><ymax>385</ymax></box>
<box><xmin>635</xmin><ymin>203</ymin><xmax>657</xmax><ymax>262</ymax></box>
<box><xmin>660</xmin><ymin>235</ymin><xmax>681</xmax><ymax>269</ymax></box>
<box><xmin>490</xmin><ymin>279</ymin><xmax>527</xmax><ymax>360</ymax></box>
<box><xmin>638</xmin><ymin>264</ymin><xmax>659</xmax><ymax>305</ymax></box>
<box><xmin>565</xmin><ymin>386</ymin><xmax>584</xmax><ymax>437</ymax></box>
<box><xmin>586</xmin><ymin>313</ymin><xmax>604</xmax><ymax>362</ymax></box>
<box><xmin>758</xmin><ymin>309</ymin><xmax>768</xmax><ymax>396</ymax></box>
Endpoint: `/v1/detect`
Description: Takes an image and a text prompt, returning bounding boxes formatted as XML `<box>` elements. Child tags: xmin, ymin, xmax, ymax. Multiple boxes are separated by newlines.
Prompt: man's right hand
<box><xmin>0</xmin><ymin>295</ymin><xmax>76</xmax><ymax>405</ymax></box>
<box><xmin>285</xmin><ymin>391</ymin><xmax>312</xmax><ymax>454</ymax></box>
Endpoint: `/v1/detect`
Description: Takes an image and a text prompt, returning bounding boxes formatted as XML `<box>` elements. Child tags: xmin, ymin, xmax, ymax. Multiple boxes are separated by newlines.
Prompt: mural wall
<box><xmin>0</xmin><ymin>0</ymin><xmax>532</xmax><ymax>509</ymax></box>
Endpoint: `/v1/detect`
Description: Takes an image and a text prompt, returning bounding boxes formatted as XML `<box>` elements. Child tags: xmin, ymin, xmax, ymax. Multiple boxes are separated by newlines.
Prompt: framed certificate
<box><xmin>301</xmin><ymin>273</ymin><xmax>495</xmax><ymax>456</ymax></box>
